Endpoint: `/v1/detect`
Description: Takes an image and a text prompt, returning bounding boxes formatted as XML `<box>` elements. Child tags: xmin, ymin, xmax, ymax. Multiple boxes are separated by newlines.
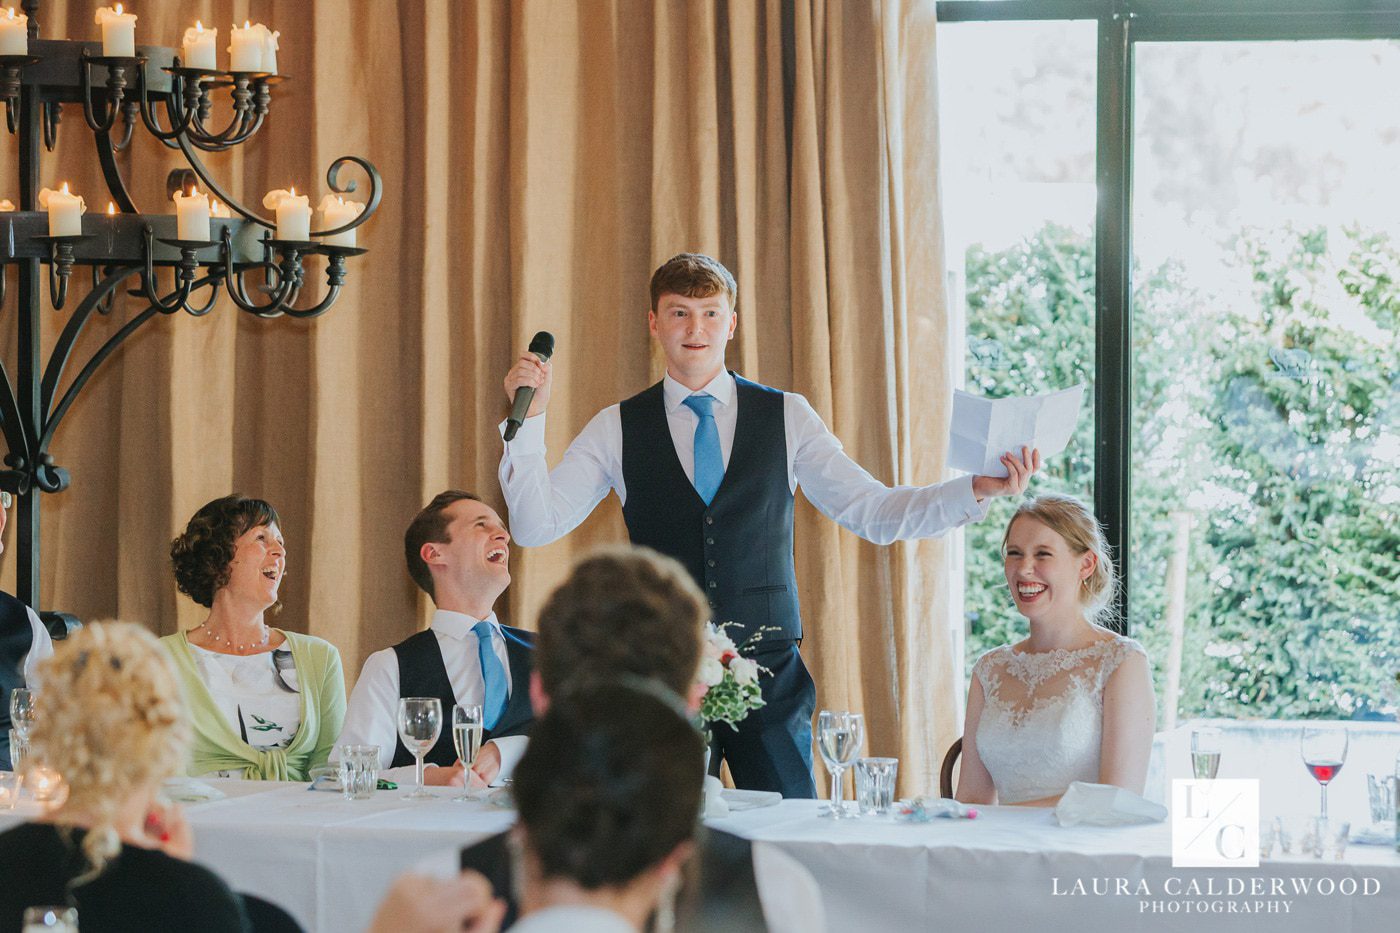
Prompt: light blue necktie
<box><xmin>682</xmin><ymin>393</ymin><xmax>723</xmax><ymax>505</ymax></box>
<box><xmin>473</xmin><ymin>621</ymin><xmax>509</xmax><ymax>730</ymax></box>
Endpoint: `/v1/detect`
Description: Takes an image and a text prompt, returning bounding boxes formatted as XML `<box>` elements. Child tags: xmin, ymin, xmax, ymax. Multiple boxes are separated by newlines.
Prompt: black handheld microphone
<box><xmin>504</xmin><ymin>331</ymin><xmax>556</xmax><ymax>442</ymax></box>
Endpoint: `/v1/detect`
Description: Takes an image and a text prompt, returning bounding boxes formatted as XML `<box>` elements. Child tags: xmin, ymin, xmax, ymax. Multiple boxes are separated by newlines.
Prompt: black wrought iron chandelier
<box><xmin>0</xmin><ymin>1</ymin><xmax>381</xmax><ymax>630</ymax></box>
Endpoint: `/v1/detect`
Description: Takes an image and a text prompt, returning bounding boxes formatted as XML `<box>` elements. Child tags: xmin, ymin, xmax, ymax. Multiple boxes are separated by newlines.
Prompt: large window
<box><xmin>1131</xmin><ymin>41</ymin><xmax>1400</xmax><ymax>725</ymax></box>
<box><xmin>938</xmin><ymin>2</ymin><xmax>1400</xmax><ymax>725</ymax></box>
<box><xmin>936</xmin><ymin>20</ymin><xmax>1098</xmax><ymax>664</ymax></box>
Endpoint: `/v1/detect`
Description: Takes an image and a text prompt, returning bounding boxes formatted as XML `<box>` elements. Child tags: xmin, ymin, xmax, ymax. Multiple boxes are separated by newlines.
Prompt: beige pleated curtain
<box><xmin>0</xmin><ymin>0</ymin><xmax>959</xmax><ymax>796</ymax></box>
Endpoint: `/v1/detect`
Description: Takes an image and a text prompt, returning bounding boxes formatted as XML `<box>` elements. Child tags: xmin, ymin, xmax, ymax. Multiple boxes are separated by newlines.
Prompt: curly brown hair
<box><xmin>170</xmin><ymin>494</ymin><xmax>281</xmax><ymax>608</ymax></box>
<box><xmin>536</xmin><ymin>545</ymin><xmax>705</xmax><ymax>699</ymax></box>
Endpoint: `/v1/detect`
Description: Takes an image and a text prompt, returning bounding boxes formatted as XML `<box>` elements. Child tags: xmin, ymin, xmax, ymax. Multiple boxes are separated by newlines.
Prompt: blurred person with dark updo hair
<box><xmin>162</xmin><ymin>495</ymin><xmax>345</xmax><ymax>781</ymax></box>
<box><xmin>0</xmin><ymin>622</ymin><xmax>252</xmax><ymax>932</ymax></box>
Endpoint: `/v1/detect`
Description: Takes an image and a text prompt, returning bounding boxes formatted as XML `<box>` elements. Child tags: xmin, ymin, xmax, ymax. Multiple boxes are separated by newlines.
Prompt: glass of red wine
<box><xmin>1300</xmin><ymin>726</ymin><xmax>1348</xmax><ymax>821</ymax></box>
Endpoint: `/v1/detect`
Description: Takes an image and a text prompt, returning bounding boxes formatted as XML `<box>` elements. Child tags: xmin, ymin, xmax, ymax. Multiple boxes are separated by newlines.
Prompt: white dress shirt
<box><xmin>334</xmin><ymin>609</ymin><xmax>528</xmax><ymax>783</ymax></box>
<box><xmin>500</xmin><ymin>370</ymin><xmax>989</xmax><ymax>547</ymax></box>
<box><xmin>21</xmin><ymin>605</ymin><xmax>52</xmax><ymax>682</ymax></box>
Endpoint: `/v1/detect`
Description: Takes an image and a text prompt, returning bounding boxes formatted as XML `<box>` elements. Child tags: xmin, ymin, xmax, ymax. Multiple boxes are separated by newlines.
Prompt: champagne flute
<box><xmin>451</xmin><ymin>704</ymin><xmax>484</xmax><ymax>802</ymax></box>
<box><xmin>1300</xmin><ymin>726</ymin><xmax>1348</xmax><ymax>821</ymax></box>
<box><xmin>397</xmin><ymin>697</ymin><xmax>442</xmax><ymax>800</ymax></box>
<box><xmin>10</xmin><ymin>688</ymin><xmax>35</xmax><ymax>742</ymax></box>
<box><xmin>816</xmin><ymin>710</ymin><xmax>864</xmax><ymax>819</ymax></box>
<box><xmin>1191</xmin><ymin>727</ymin><xmax>1223</xmax><ymax>779</ymax></box>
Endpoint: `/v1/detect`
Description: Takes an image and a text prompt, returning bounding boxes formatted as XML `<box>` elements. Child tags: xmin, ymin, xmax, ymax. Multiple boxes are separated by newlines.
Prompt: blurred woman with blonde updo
<box><xmin>0</xmin><ymin>622</ymin><xmax>251</xmax><ymax>931</ymax></box>
<box><xmin>955</xmin><ymin>494</ymin><xmax>1156</xmax><ymax>807</ymax></box>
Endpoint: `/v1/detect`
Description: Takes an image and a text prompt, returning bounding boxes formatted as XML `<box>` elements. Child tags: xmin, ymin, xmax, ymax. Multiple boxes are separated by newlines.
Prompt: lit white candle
<box><xmin>263</xmin><ymin>187</ymin><xmax>310</xmax><ymax>241</ymax></box>
<box><xmin>94</xmin><ymin>4</ymin><xmax>137</xmax><ymax>58</ymax></box>
<box><xmin>181</xmin><ymin>21</ymin><xmax>217</xmax><ymax>70</ymax></box>
<box><xmin>38</xmin><ymin>183</ymin><xmax>86</xmax><ymax>237</ymax></box>
<box><xmin>210</xmin><ymin>199</ymin><xmax>230</xmax><ymax>218</ymax></box>
<box><xmin>173</xmin><ymin>188</ymin><xmax>211</xmax><ymax>241</ymax></box>
<box><xmin>0</xmin><ymin>7</ymin><xmax>28</xmax><ymax>56</ymax></box>
<box><xmin>261</xmin><ymin>26</ymin><xmax>280</xmax><ymax>75</ymax></box>
<box><xmin>229</xmin><ymin>21</ymin><xmax>266</xmax><ymax>72</ymax></box>
<box><xmin>315</xmin><ymin>195</ymin><xmax>364</xmax><ymax>247</ymax></box>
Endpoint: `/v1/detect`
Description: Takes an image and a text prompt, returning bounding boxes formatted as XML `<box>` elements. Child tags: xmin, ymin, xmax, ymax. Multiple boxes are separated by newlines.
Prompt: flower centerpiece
<box><xmin>696</xmin><ymin>623</ymin><xmax>772</xmax><ymax>734</ymax></box>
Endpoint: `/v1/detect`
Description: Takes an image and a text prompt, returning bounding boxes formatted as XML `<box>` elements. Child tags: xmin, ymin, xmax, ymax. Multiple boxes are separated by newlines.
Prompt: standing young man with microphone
<box><xmin>500</xmin><ymin>253</ymin><xmax>1039</xmax><ymax>797</ymax></box>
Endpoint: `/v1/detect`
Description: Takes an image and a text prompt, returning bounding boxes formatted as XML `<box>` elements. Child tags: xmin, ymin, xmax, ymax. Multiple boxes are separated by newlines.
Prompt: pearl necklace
<box><xmin>198</xmin><ymin>621</ymin><xmax>270</xmax><ymax>654</ymax></box>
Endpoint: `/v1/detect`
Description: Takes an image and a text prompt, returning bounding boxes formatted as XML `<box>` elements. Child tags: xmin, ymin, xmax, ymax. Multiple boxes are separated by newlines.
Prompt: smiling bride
<box><xmin>955</xmin><ymin>494</ymin><xmax>1155</xmax><ymax>807</ymax></box>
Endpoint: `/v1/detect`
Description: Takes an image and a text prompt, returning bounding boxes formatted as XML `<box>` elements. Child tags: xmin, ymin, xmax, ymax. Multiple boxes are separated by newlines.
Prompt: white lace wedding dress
<box><xmin>972</xmin><ymin>633</ymin><xmax>1147</xmax><ymax>804</ymax></box>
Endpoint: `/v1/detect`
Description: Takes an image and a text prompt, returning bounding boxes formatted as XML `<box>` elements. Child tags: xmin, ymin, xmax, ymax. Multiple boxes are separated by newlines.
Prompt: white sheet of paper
<box><xmin>948</xmin><ymin>384</ymin><xmax>1085</xmax><ymax>477</ymax></box>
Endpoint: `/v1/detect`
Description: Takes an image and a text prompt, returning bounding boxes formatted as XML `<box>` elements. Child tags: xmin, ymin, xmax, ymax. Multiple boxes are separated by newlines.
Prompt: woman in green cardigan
<box><xmin>162</xmin><ymin>495</ymin><xmax>346</xmax><ymax>781</ymax></box>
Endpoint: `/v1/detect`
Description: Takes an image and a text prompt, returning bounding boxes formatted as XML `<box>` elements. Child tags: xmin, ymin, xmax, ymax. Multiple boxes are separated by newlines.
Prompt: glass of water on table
<box><xmin>817</xmin><ymin>710</ymin><xmax>864</xmax><ymax>818</ymax></box>
<box><xmin>397</xmin><ymin>697</ymin><xmax>442</xmax><ymax>800</ymax></box>
<box><xmin>1191</xmin><ymin>727</ymin><xmax>1222</xmax><ymax>779</ymax></box>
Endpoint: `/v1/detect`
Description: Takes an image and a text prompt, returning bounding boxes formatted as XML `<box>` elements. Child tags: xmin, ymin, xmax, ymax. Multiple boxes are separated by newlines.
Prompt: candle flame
<box><xmin>60</xmin><ymin>181</ymin><xmax>70</xmax><ymax>195</ymax></box>
<box><xmin>243</xmin><ymin>20</ymin><xmax>251</xmax><ymax>29</ymax></box>
<box><xmin>289</xmin><ymin>186</ymin><xmax>296</xmax><ymax>197</ymax></box>
<box><xmin>5</xmin><ymin>9</ymin><xmax>14</xmax><ymax>22</ymax></box>
<box><xmin>115</xmin><ymin>3</ymin><xmax>123</xmax><ymax>15</ymax></box>
<box><xmin>195</xmin><ymin>20</ymin><xmax>203</xmax><ymax>32</ymax></box>
<box><xmin>107</xmin><ymin>202</ymin><xmax>115</xmax><ymax>215</ymax></box>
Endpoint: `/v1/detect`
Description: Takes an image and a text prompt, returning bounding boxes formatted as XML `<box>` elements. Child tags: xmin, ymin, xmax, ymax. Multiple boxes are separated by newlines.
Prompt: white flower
<box><xmin>698</xmin><ymin>657</ymin><xmax>725</xmax><ymax>687</ymax></box>
<box><xmin>730</xmin><ymin>657</ymin><xmax>758</xmax><ymax>686</ymax></box>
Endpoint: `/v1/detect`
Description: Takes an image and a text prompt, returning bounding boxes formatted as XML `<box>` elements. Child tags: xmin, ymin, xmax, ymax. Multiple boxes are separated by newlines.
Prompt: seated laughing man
<box><xmin>335</xmin><ymin>490</ymin><xmax>533</xmax><ymax>787</ymax></box>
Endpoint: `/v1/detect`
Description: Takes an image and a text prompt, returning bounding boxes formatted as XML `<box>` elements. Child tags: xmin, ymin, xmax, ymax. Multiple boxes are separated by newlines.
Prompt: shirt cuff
<box><xmin>490</xmin><ymin>735</ymin><xmax>529</xmax><ymax>785</ymax></box>
<box><xmin>955</xmin><ymin>474</ymin><xmax>993</xmax><ymax>525</ymax></box>
<box><xmin>499</xmin><ymin>412</ymin><xmax>548</xmax><ymax>454</ymax></box>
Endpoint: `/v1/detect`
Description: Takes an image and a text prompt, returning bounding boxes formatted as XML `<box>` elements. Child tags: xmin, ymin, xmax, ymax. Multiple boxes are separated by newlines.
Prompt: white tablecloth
<box><xmin>3</xmin><ymin>783</ymin><xmax>1398</xmax><ymax>932</ymax></box>
<box><xmin>712</xmin><ymin>800</ymin><xmax>1400</xmax><ymax>932</ymax></box>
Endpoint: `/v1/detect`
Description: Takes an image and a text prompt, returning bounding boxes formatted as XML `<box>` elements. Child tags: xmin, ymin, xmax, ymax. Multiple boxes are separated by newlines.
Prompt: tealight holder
<box><xmin>26</xmin><ymin>764</ymin><xmax>65</xmax><ymax>806</ymax></box>
<box><xmin>0</xmin><ymin>770</ymin><xmax>21</xmax><ymax>810</ymax></box>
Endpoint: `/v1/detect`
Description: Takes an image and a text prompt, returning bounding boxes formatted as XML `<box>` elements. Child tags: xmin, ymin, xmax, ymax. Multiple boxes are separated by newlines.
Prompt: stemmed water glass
<box><xmin>10</xmin><ymin>688</ymin><xmax>35</xmax><ymax>741</ymax></box>
<box><xmin>817</xmin><ymin>710</ymin><xmax>864</xmax><ymax>819</ymax></box>
<box><xmin>451</xmin><ymin>704</ymin><xmax>484</xmax><ymax>802</ymax></box>
<box><xmin>397</xmin><ymin>697</ymin><xmax>442</xmax><ymax>800</ymax></box>
<box><xmin>1300</xmin><ymin>726</ymin><xmax>1348</xmax><ymax>821</ymax></box>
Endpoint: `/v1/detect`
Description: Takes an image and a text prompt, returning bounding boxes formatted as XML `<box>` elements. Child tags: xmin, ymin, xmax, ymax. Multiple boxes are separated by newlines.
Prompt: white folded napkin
<box><xmin>719</xmin><ymin>788</ymin><xmax>783</xmax><ymax>811</ymax></box>
<box><xmin>1054</xmin><ymin>781</ymin><xmax>1166</xmax><ymax>826</ymax></box>
<box><xmin>1351</xmin><ymin>823</ymin><xmax>1397</xmax><ymax>846</ymax></box>
<box><xmin>161</xmin><ymin>776</ymin><xmax>227</xmax><ymax>803</ymax></box>
<box><xmin>703</xmin><ymin>776</ymin><xmax>729</xmax><ymax>818</ymax></box>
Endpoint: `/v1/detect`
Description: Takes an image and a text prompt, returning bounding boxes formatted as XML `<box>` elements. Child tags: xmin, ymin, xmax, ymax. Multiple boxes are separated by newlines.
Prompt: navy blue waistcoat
<box><xmin>620</xmin><ymin>374</ymin><xmax>801</xmax><ymax>645</ymax></box>
<box><xmin>389</xmin><ymin>626</ymin><xmax>535</xmax><ymax>768</ymax></box>
<box><xmin>0</xmin><ymin>591</ymin><xmax>33</xmax><ymax>770</ymax></box>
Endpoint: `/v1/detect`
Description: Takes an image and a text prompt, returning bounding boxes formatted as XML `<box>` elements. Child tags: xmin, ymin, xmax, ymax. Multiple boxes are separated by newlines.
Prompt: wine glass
<box><xmin>9</xmin><ymin>689</ymin><xmax>35</xmax><ymax>741</ymax></box>
<box><xmin>451</xmin><ymin>704</ymin><xmax>484</xmax><ymax>802</ymax></box>
<box><xmin>397</xmin><ymin>697</ymin><xmax>442</xmax><ymax>800</ymax></box>
<box><xmin>1190</xmin><ymin>727</ymin><xmax>1223</xmax><ymax>779</ymax></box>
<box><xmin>1300</xmin><ymin>726</ymin><xmax>1348</xmax><ymax>821</ymax></box>
<box><xmin>816</xmin><ymin>710</ymin><xmax>864</xmax><ymax>819</ymax></box>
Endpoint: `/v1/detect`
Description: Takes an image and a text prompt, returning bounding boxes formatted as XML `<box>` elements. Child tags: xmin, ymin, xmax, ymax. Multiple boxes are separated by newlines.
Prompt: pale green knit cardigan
<box><xmin>161</xmin><ymin>629</ymin><xmax>346</xmax><ymax>781</ymax></box>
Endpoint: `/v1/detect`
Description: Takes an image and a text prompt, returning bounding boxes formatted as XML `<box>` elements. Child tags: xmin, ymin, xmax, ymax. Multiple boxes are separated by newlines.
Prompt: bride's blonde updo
<box><xmin>1001</xmin><ymin>493</ymin><xmax>1118</xmax><ymax>627</ymax></box>
<box><xmin>29</xmin><ymin>622</ymin><xmax>190</xmax><ymax>879</ymax></box>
